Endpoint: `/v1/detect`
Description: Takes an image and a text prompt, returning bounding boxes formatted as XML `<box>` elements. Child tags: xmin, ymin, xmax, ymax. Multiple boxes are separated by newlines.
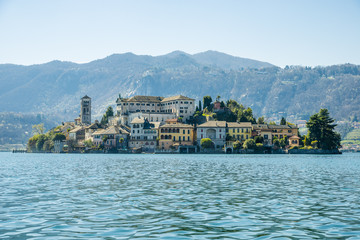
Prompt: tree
<box><xmin>52</xmin><ymin>133</ymin><xmax>66</xmax><ymax>141</ymax></box>
<box><xmin>220</xmin><ymin>101</ymin><xmax>225</xmax><ymax>108</ymax></box>
<box><xmin>273</xmin><ymin>139</ymin><xmax>280</xmax><ymax>149</ymax></box>
<box><xmin>257</xmin><ymin>116</ymin><xmax>266</xmax><ymax>124</ymax></box>
<box><xmin>233</xmin><ymin>140</ymin><xmax>242</xmax><ymax>150</ymax></box>
<box><xmin>269</xmin><ymin>121</ymin><xmax>276</xmax><ymax>125</ymax></box>
<box><xmin>32</xmin><ymin>123</ymin><xmax>45</xmax><ymax>135</ymax></box>
<box><xmin>216</xmin><ymin>95</ymin><xmax>221</xmax><ymax>101</ymax></box>
<box><xmin>101</xmin><ymin>106</ymin><xmax>114</xmax><ymax>125</ymax></box>
<box><xmin>279</xmin><ymin>138</ymin><xmax>286</xmax><ymax>149</ymax></box>
<box><xmin>84</xmin><ymin>140</ymin><xmax>94</xmax><ymax>148</ymax></box>
<box><xmin>280</xmin><ymin>117</ymin><xmax>286</xmax><ymax>125</ymax></box>
<box><xmin>254</xmin><ymin>136</ymin><xmax>264</xmax><ymax>144</ymax></box>
<box><xmin>200</xmin><ymin>138</ymin><xmax>214</xmax><ymax>149</ymax></box>
<box><xmin>36</xmin><ymin>134</ymin><xmax>47</xmax><ymax>151</ymax></box>
<box><xmin>203</xmin><ymin>96</ymin><xmax>212</xmax><ymax>109</ymax></box>
<box><xmin>243</xmin><ymin>139</ymin><xmax>256</xmax><ymax>149</ymax></box>
<box><xmin>306</xmin><ymin>109</ymin><xmax>341</xmax><ymax>150</ymax></box>
<box><xmin>198</xmin><ymin>100</ymin><xmax>202</xmax><ymax>111</ymax></box>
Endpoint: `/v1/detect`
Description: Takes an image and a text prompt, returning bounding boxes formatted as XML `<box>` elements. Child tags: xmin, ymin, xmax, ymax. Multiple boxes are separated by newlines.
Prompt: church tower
<box><xmin>80</xmin><ymin>95</ymin><xmax>91</xmax><ymax>125</ymax></box>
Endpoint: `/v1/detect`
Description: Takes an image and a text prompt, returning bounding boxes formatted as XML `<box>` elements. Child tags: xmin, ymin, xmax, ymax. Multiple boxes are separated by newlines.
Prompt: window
<box><xmin>201</xmin><ymin>134</ymin><xmax>203</xmax><ymax>138</ymax></box>
<box><xmin>242</xmin><ymin>129</ymin><xmax>244</xmax><ymax>133</ymax></box>
<box><xmin>137</xmin><ymin>130</ymin><xmax>139</xmax><ymax>133</ymax></box>
<box><xmin>179</xmin><ymin>136</ymin><xmax>181</xmax><ymax>141</ymax></box>
<box><xmin>201</xmin><ymin>129</ymin><xmax>203</xmax><ymax>132</ymax></box>
<box><xmin>173</xmin><ymin>136</ymin><xmax>176</xmax><ymax>141</ymax></box>
<box><xmin>246</xmin><ymin>135</ymin><xmax>248</xmax><ymax>139</ymax></box>
<box><xmin>183</xmin><ymin>130</ymin><xmax>185</xmax><ymax>134</ymax></box>
<box><xmin>188</xmin><ymin>130</ymin><xmax>190</xmax><ymax>134</ymax></box>
<box><xmin>141</xmin><ymin>104</ymin><xmax>145</xmax><ymax>106</ymax></box>
<box><xmin>136</xmin><ymin>103</ymin><xmax>140</xmax><ymax>106</ymax></box>
<box><xmin>190</xmin><ymin>102</ymin><xmax>192</xmax><ymax>104</ymax></box>
<box><xmin>130</xmin><ymin>103</ymin><xmax>134</xmax><ymax>105</ymax></box>
<box><xmin>219</xmin><ymin>129</ymin><xmax>221</xmax><ymax>132</ymax></box>
<box><xmin>220</xmin><ymin>135</ymin><xmax>221</xmax><ymax>139</ymax></box>
<box><xmin>184</xmin><ymin>101</ymin><xmax>188</xmax><ymax>104</ymax></box>
<box><xmin>233</xmin><ymin>129</ymin><xmax>235</xmax><ymax>133</ymax></box>
<box><xmin>180</xmin><ymin>110</ymin><xmax>183</xmax><ymax>113</ymax></box>
<box><xmin>183</xmin><ymin>136</ymin><xmax>185</xmax><ymax>141</ymax></box>
<box><xmin>264</xmin><ymin>134</ymin><xmax>268</xmax><ymax>139</ymax></box>
<box><xmin>288</xmin><ymin>130</ymin><xmax>292</xmax><ymax>133</ymax></box>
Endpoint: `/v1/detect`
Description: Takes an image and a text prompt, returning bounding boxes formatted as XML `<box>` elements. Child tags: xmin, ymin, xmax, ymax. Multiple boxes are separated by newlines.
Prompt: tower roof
<box><xmin>81</xmin><ymin>95</ymin><xmax>91</xmax><ymax>99</ymax></box>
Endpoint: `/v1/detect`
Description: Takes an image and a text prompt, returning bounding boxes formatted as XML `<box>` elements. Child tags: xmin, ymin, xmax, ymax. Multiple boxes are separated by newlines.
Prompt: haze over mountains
<box><xmin>0</xmin><ymin>50</ymin><xmax>359</xmax><ymax>124</ymax></box>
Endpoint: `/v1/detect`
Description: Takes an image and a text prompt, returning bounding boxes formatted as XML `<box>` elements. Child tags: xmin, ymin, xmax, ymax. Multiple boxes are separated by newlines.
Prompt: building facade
<box><xmin>128</xmin><ymin>117</ymin><xmax>160</xmax><ymax>152</ymax></box>
<box><xmin>226</xmin><ymin>122</ymin><xmax>252</xmax><ymax>142</ymax></box>
<box><xmin>158</xmin><ymin>123</ymin><xmax>195</xmax><ymax>150</ymax></box>
<box><xmin>197</xmin><ymin>121</ymin><xmax>227</xmax><ymax>149</ymax></box>
<box><xmin>115</xmin><ymin>95</ymin><xmax>195</xmax><ymax>125</ymax></box>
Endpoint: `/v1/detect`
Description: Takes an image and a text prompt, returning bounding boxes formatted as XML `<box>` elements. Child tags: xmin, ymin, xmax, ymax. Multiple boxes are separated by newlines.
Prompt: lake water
<box><xmin>1</xmin><ymin>153</ymin><xmax>360</xmax><ymax>239</ymax></box>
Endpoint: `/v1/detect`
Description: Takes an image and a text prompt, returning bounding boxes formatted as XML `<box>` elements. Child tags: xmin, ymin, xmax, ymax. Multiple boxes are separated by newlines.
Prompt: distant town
<box><xmin>26</xmin><ymin>94</ymin><xmax>342</xmax><ymax>154</ymax></box>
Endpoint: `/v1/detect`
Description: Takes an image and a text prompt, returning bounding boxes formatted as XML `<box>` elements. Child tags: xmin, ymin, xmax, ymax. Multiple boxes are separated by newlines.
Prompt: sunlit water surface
<box><xmin>1</xmin><ymin>152</ymin><xmax>360</xmax><ymax>239</ymax></box>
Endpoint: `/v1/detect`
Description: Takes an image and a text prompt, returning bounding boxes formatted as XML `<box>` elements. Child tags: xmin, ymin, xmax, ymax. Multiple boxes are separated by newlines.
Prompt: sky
<box><xmin>0</xmin><ymin>0</ymin><xmax>360</xmax><ymax>67</ymax></box>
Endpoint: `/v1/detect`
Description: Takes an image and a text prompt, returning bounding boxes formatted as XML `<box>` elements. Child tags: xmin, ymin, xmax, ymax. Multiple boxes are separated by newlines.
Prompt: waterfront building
<box><xmin>128</xmin><ymin>117</ymin><xmax>160</xmax><ymax>152</ymax></box>
<box><xmin>197</xmin><ymin>121</ymin><xmax>226</xmax><ymax>149</ymax></box>
<box><xmin>289</xmin><ymin>135</ymin><xmax>301</xmax><ymax>147</ymax></box>
<box><xmin>226</xmin><ymin>122</ymin><xmax>252</xmax><ymax>142</ymax></box>
<box><xmin>158</xmin><ymin>122</ymin><xmax>195</xmax><ymax>150</ymax></box>
<box><xmin>268</xmin><ymin>124</ymin><xmax>299</xmax><ymax>140</ymax></box>
<box><xmin>84</xmin><ymin>121</ymin><xmax>103</xmax><ymax>141</ymax></box>
<box><xmin>252</xmin><ymin>124</ymin><xmax>273</xmax><ymax>146</ymax></box>
<box><xmin>69</xmin><ymin>126</ymin><xmax>85</xmax><ymax>142</ymax></box>
<box><xmin>92</xmin><ymin>125</ymin><xmax>129</xmax><ymax>149</ymax></box>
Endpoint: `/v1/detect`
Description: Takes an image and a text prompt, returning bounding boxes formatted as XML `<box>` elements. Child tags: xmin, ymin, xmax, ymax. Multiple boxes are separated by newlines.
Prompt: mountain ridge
<box><xmin>0</xmin><ymin>51</ymin><xmax>359</xmax><ymax>124</ymax></box>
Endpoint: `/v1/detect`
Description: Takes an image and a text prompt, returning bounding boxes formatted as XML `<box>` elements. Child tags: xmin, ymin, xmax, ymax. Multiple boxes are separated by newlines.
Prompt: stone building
<box><xmin>80</xmin><ymin>95</ymin><xmax>91</xmax><ymax>125</ymax></box>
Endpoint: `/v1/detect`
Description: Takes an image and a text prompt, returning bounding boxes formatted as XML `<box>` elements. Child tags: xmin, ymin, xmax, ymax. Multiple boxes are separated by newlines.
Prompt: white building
<box><xmin>129</xmin><ymin>116</ymin><xmax>161</xmax><ymax>152</ymax></box>
<box><xmin>197</xmin><ymin>121</ymin><xmax>227</xmax><ymax>149</ymax></box>
<box><xmin>115</xmin><ymin>95</ymin><xmax>195</xmax><ymax>125</ymax></box>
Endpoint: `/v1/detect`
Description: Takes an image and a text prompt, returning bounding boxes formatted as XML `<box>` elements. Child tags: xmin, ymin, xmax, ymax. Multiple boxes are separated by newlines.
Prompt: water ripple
<box><xmin>1</xmin><ymin>153</ymin><xmax>360</xmax><ymax>239</ymax></box>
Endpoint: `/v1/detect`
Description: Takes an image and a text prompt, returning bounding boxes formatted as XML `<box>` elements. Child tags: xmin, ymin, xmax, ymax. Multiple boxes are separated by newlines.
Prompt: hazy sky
<box><xmin>1</xmin><ymin>0</ymin><xmax>359</xmax><ymax>67</ymax></box>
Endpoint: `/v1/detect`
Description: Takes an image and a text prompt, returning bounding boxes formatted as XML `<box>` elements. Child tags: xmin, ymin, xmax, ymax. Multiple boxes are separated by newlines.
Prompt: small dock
<box><xmin>12</xmin><ymin>149</ymin><xmax>27</xmax><ymax>153</ymax></box>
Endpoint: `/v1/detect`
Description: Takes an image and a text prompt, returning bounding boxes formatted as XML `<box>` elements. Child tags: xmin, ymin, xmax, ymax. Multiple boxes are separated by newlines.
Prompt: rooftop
<box><xmin>198</xmin><ymin>121</ymin><xmax>227</xmax><ymax>128</ymax></box>
<box><xmin>161</xmin><ymin>95</ymin><xmax>194</xmax><ymax>102</ymax></box>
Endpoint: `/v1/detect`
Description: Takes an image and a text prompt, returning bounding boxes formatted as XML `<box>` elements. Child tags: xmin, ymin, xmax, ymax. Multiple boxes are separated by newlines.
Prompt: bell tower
<box><xmin>80</xmin><ymin>95</ymin><xmax>91</xmax><ymax>125</ymax></box>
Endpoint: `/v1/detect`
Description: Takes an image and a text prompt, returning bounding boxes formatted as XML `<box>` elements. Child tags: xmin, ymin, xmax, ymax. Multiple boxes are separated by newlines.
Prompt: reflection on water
<box><xmin>1</xmin><ymin>153</ymin><xmax>360</xmax><ymax>239</ymax></box>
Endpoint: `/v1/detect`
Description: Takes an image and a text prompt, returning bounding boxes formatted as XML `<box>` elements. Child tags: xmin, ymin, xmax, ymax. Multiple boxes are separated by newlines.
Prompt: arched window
<box><xmin>161</xmin><ymin>135</ymin><xmax>164</xmax><ymax>139</ymax></box>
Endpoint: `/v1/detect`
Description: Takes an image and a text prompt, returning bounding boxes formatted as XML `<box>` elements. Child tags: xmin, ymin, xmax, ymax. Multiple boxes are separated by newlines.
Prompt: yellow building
<box><xmin>268</xmin><ymin>125</ymin><xmax>299</xmax><ymax>140</ymax></box>
<box><xmin>226</xmin><ymin>122</ymin><xmax>252</xmax><ymax>142</ymax></box>
<box><xmin>159</xmin><ymin>123</ymin><xmax>195</xmax><ymax>150</ymax></box>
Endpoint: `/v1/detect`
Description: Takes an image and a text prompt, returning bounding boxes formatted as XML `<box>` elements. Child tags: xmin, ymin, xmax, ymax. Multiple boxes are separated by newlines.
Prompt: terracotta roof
<box><xmin>160</xmin><ymin>123</ymin><xmax>194</xmax><ymax>128</ymax></box>
<box><xmin>161</xmin><ymin>95</ymin><xmax>194</xmax><ymax>102</ymax></box>
<box><xmin>69</xmin><ymin>126</ymin><xmax>84</xmax><ymax>133</ymax></box>
<box><xmin>227</xmin><ymin>122</ymin><xmax>252</xmax><ymax>128</ymax></box>
<box><xmin>197</xmin><ymin>121</ymin><xmax>227</xmax><ymax>128</ymax></box>
<box><xmin>268</xmin><ymin>124</ymin><xmax>298</xmax><ymax>129</ymax></box>
<box><xmin>126</xmin><ymin>95</ymin><xmax>163</xmax><ymax>102</ymax></box>
<box><xmin>289</xmin><ymin>135</ymin><xmax>301</xmax><ymax>139</ymax></box>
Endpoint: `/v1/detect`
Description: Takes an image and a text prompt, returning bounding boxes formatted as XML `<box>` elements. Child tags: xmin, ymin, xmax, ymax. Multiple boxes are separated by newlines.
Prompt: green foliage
<box><xmin>306</xmin><ymin>109</ymin><xmax>341</xmax><ymax>150</ymax></box>
<box><xmin>35</xmin><ymin>134</ymin><xmax>47</xmax><ymax>151</ymax></box>
<box><xmin>198</xmin><ymin>100</ymin><xmax>202</xmax><ymax>111</ymax></box>
<box><xmin>257</xmin><ymin>116</ymin><xmax>266</xmax><ymax>124</ymax></box>
<box><xmin>273</xmin><ymin>139</ymin><xmax>280</xmax><ymax>149</ymax></box>
<box><xmin>52</xmin><ymin>133</ymin><xmax>66</xmax><ymax>141</ymax></box>
<box><xmin>279</xmin><ymin>138</ymin><xmax>286</xmax><ymax>149</ymax></box>
<box><xmin>84</xmin><ymin>140</ymin><xmax>94</xmax><ymax>148</ymax></box>
<box><xmin>280</xmin><ymin>117</ymin><xmax>286</xmax><ymax>125</ymax></box>
<box><xmin>269</xmin><ymin>121</ymin><xmax>276</xmax><ymax>125</ymax></box>
<box><xmin>254</xmin><ymin>136</ymin><xmax>264</xmax><ymax>144</ymax></box>
<box><xmin>233</xmin><ymin>140</ymin><xmax>242</xmax><ymax>150</ymax></box>
<box><xmin>243</xmin><ymin>139</ymin><xmax>256</xmax><ymax>149</ymax></box>
<box><xmin>101</xmin><ymin>106</ymin><xmax>114</xmax><ymax>125</ymax></box>
<box><xmin>203</xmin><ymin>96</ymin><xmax>212</xmax><ymax>109</ymax></box>
<box><xmin>102</xmin><ymin>135</ymin><xmax>109</xmax><ymax>143</ymax></box>
<box><xmin>200</xmin><ymin>138</ymin><xmax>214</xmax><ymax>149</ymax></box>
<box><xmin>255</xmin><ymin>143</ymin><xmax>264</xmax><ymax>151</ymax></box>
<box><xmin>32</xmin><ymin>123</ymin><xmax>45</xmax><ymax>135</ymax></box>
